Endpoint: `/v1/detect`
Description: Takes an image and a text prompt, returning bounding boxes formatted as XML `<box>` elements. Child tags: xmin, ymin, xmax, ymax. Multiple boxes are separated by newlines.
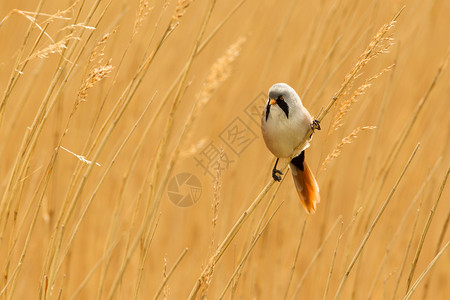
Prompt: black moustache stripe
<box><xmin>277</xmin><ymin>99</ymin><xmax>289</xmax><ymax>118</ymax></box>
<box><xmin>265</xmin><ymin>98</ymin><xmax>289</xmax><ymax>121</ymax></box>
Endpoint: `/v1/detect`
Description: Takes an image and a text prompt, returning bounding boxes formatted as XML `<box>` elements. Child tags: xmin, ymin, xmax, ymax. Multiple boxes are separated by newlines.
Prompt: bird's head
<box><xmin>266</xmin><ymin>83</ymin><xmax>301</xmax><ymax>119</ymax></box>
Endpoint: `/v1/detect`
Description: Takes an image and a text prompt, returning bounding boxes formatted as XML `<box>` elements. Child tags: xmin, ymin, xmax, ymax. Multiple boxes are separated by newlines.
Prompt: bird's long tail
<box><xmin>289</xmin><ymin>151</ymin><xmax>320</xmax><ymax>214</ymax></box>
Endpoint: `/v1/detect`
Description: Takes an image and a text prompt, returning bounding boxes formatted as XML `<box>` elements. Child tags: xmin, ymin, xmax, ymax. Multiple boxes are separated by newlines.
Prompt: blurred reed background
<box><xmin>0</xmin><ymin>0</ymin><xmax>448</xmax><ymax>299</ymax></box>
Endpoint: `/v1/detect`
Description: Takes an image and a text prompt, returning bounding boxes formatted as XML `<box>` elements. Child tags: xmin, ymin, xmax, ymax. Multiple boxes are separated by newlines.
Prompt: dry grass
<box><xmin>320</xmin><ymin>126</ymin><xmax>377</xmax><ymax>172</ymax></box>
<box><xmin>0</xmin><ymin>0</ymin><xmax>449</xmax><ymax>299</ymax></box>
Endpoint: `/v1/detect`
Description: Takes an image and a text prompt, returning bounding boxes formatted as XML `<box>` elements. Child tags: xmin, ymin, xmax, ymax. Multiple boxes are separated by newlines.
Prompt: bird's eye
<box><xmin>279</xmin><ymin>96</ymin><xmax>284</xmax><ymax>101</ymax></box>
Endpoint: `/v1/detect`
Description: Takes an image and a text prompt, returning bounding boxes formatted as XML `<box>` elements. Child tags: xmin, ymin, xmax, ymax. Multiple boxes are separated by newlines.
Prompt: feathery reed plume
<box><xmin>77</xmin><ymin>61</ymin><xmax>113</xmax><ymax>103</ymax></box>
<box><xmin>163</xmin><ymin>257</ymin><xmax>169</xmax><ymax>299</ymax></box>
<box><xmin>198</xmin><ymin>251</ymin><xmax>218</xmax><ymax>298</ymax></box>
<box><xmin>332</xmin><ymin>65</ymin><xmax>394</xmax><ymax>131</ymax></box>
<box><xmin>328</xmin><ymin>12</ymin><xmax>398</xmax><ymax>125</ymax></box>
<box><xmin>341</xmin><ymin>21</ymin><xmax>395</xmax><ymax>86</ymax></box>
<box><xmin>200</xmin><ymin>36</ymin><xmax>245</xmax><ymax>102</ymax></box>
<box><xmin>169</xmin><ymin>0</ymin><xmax>195</xmax><ymax>30</ymax></box>
<box><xmin>133</xmin><ymin>0</ymin><xmax>152</xmax><ymax>35</ymax></box>
<box><xmin>199</xmin><ymin>150</ymin><xmax>224</xmax><ymax>297</ymax></box>
<box><xmin>25</xmin><ymin>34</ymin><xmax>78</xmax><ymax>62</ymax></box>
<box><xmin>320</xmin><ymin>126</ymin><xmax>376</xmax><ymax>171</ymax></box>
<box><xmin>211</xmin><ymin>150</ymin><xmax>223</xmax><ymax>249</ymax></box>
<box><xmin>89</xmin><ymin>30</ymin><xmax>116</xmax><ymax>64</ymax></box>
<box><xmin>198</xmin><ymin>36</ymin><xmax>246</xmax><ymax>105</ymax></box>
<box><xmin>41</xmin><ymin>0</ymin><xmax>79</xmax><ymax>24</ymax></box>
<box><xmin>76</xmin><ymin>31</ymin><xmax>115</xmax><ymax>105</ymax></box>
<box><xmin>181</xmin><ymin>37</ymin><xmax>245</xmax><ymax>150</ymax></box>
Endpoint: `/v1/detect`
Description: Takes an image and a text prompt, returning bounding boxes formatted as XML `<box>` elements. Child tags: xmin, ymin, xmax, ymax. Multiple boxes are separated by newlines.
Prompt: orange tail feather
<box><xmin>289</xmin><ymin>160</ymin><xmax>320</xmax><ymax>214</ymax></box>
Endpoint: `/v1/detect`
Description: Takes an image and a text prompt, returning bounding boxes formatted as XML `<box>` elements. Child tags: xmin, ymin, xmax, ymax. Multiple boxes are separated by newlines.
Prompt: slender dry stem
<box><xmin>366</xmin><ymin>157</ymin><xmax>442</xmax><ymax>299</ymax></box>
<box><xmin>404</xmin><ymin>166</ymin><xmax>449</xmax><ymax>294</ymax></box>
<box><xmin>218</xmin><ymin>202</ymin><xmax>284</xmax><ymax>300</ymax></box>
<box><xmin>153</xmin><ymin>248</ymin><xmax>189</xmax><ymax>300</ymax></box>
<box><xmin>323</xmin><ymin>220</ymin><xmax>344</xmax><ymax>300</ymax></box>
<box><xmin>421</xmin><ymin>206</ymin><xmax>450</xmax><ymax>299</ymax></box>
<box><xmin>363</xmin><ymin>54</ymin><xmax>449</xmax><ymax>225</ymax></box>
<box><xmin>403</xmin><ymin>241</ymin><xmax>450</xmax><ymax>300</ymax></box>
<box><xmin>291</xmin><ymin>216</ymin><xmax>342</xmax><ymax>299</ymax></box>
<box><xmin>283</xmin><ymin>217</ymin><xmax>308</xmax><ymax>300</ymax></box>
<box><xmin>390</xmin><ymin>197</ymin><xmax>423</xmax><ymax>300</ymax></box>
<box><xmin>332</xmin><ymin>143</ymin><xmax>420</xmax><ymax>300</ymax></box>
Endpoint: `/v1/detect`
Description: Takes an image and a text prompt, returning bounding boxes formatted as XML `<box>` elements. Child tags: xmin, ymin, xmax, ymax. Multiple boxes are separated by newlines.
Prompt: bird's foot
<box><xmin>272</xmin><ymin>169</ymin><xmax>283</xmax><ymax>181</ymax></box>
<box><xmin>311</xmin><ymin>119</ymin><xmax>321</xmax><ymax>131</ymax></box>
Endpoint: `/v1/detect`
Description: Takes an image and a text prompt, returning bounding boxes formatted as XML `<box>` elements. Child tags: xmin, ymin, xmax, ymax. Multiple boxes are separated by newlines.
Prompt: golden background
<box><xmin>0</xmin><ymin>0</ymin><xmax>448</xmax><ymax>299</ymax></box>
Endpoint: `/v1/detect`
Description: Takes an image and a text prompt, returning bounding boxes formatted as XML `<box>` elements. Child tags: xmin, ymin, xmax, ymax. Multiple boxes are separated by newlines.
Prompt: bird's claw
<box><xmin>272</xmin><ymin>169</ymin><xmax>283</xmax><ymax>181</ymax></box>
<box><xmin>311</xmin><ymin>119</ymin><xmax>321</xmax><ymax>131</ymax></box>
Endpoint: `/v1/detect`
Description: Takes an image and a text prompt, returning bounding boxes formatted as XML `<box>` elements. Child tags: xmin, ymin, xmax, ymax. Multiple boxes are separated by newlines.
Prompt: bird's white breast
<box><xmin>261</xmin><ymin>104</ymin><xmax>312</xmax><ymax>158</ymax></box>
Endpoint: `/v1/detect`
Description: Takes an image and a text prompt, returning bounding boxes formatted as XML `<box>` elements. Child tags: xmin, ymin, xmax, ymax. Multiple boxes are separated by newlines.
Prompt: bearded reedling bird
<box><xmin>261</xmin><ymin>83</ymin><xmax>321</xmax><ymax>214</ymax></box>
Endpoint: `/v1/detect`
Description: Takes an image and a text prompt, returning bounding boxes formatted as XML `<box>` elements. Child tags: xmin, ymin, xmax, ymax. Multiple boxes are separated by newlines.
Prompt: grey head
<box><xmin>265</xmin><ymin>83</ymin><xmax>302</xmax><ymax>121</ymax></box>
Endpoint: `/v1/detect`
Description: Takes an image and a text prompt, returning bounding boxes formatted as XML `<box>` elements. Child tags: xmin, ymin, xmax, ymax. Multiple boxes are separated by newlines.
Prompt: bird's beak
<box><xmin>269</xmin><ymin>98</ymin><xmax>277</xmax><ymax>105</ymax></box>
